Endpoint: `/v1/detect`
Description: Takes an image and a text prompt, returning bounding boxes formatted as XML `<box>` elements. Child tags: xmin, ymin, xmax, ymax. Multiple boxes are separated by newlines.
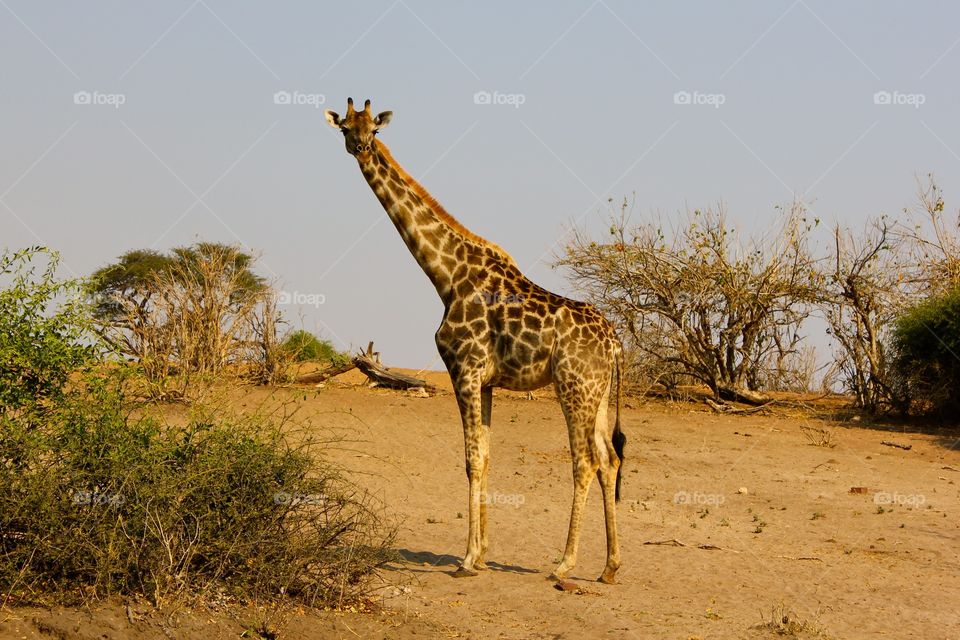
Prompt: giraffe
<box><xmin>324</xmin><ymin>98</ymin><xmax>626</xmax><ymax>583</ymax></box>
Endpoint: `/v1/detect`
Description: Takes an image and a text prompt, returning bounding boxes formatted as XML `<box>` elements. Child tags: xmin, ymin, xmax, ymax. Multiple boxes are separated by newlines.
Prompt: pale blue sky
<box><xmin>2</xmin><ymin>1</ymin><xmax>958</xmax><ymax>367</ymax></box>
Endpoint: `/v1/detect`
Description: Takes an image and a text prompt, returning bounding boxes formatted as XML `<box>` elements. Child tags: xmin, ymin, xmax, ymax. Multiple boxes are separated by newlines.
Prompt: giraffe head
<box><xmin>324</xmin><ymin>97</ymin><xmax>392</xmax><ymax>158</ymax></box>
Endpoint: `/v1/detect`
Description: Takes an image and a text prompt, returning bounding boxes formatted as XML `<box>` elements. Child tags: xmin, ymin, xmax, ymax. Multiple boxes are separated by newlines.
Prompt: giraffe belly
<box><xmin>488</xmin><ymin>352</ymin><xmax>553</xmax><ymax>391</ymax></box>
<box><xmin>491</xmin><ymin>369</ymin><xmax>552</xmax><ymax>391</ymax></box>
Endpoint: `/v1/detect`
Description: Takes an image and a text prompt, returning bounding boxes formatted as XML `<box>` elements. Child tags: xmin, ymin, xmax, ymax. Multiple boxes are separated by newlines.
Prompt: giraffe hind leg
<box><xmin>550</xmin><ymin>381</ymin><xmax>604</xmax><ymax>580</ymax></box>
<box><xmin>595</xmin><ymin>392</ymin><xmax>621</xmax><ymax>583</ymax></box>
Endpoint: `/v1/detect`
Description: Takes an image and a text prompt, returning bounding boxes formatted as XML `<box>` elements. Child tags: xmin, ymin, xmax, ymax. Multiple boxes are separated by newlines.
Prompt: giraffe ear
<box><xmin>324</xmin><ymin>110</ymin><xmax>342</xmax><ymax>128</ymax></box>
<box><xmin>374</xmin><ymin>111</ymin><xmax>392</xmax><ymax>129</ymax></box>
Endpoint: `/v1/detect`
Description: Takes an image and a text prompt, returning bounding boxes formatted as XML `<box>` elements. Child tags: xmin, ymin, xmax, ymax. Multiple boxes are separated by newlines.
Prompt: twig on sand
<box><xmin>880</xmin><ymin>440</ymin><xmax>912</xmax><ymax>451</ymax></box>
<box><xmin>776</xmin><ymin>555</ymin><xmax>823</xmax><ymax>561</ymax></box>
<box><xmin>643</xmin><ymin>538</ymin><xmax>740</xmax><ymax>553</ymax></box>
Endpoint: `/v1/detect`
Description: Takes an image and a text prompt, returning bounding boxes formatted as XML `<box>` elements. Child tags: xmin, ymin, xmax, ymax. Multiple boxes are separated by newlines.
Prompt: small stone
<box><xmin>737</xmin><ymin>487</ymin><xmax>749</xmax><ymax>495</ymax></box>
<box><xmin>554</xmin><ymin>579</ymin><xmax>580</xmax><ymax>592</ymax></box>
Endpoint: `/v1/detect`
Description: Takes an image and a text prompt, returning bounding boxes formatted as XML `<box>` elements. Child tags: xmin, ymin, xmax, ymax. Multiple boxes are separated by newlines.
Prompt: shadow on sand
<box><xmin>391</xmin><ymin>549</ymin><xmax>540</xmax><ymax>576</ymax></box>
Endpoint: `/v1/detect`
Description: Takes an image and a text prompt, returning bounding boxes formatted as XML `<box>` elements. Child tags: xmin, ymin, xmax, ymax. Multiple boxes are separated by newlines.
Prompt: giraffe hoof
<box><xmin>598</xmin><ymin>571</ymin><xmax>618</xmax><ymax>585</ymax></box>
<box><xmin>473</xmin><ymin>561</ymin><xmax>489</xmax><ymax>571</ymax></box>
<box><xmin>452</xmin><ymin>566</ymin><xmax>479</xmax><ymax>578</ymax></box>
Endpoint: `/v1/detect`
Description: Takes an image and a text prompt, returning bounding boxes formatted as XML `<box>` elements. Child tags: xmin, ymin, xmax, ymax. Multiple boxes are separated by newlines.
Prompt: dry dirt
<box><xmin>4</xmin><ymin>370</ymin><xmax>959</xmax><ymax>639</ymax></box>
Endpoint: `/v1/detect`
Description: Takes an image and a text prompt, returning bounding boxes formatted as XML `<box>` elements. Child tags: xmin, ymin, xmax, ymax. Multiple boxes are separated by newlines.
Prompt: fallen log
<box><xmin>352</xmin><ymin>342</ymin><xmax>435</xmax><ymax>392</ymax></box>
<box><xmin>705</xmin><ymin>397</ymin><xmax>774</xmax><ymax>414</ymax></box>
<box><xmin>717</xmin><ymin>385</ymin><xmax>772</xmax><ymax>406</ymax></box>
<box><xmin>296</xmin><ymin>360</ymin><xmax>356</xmax><ymax>385</ymax></box>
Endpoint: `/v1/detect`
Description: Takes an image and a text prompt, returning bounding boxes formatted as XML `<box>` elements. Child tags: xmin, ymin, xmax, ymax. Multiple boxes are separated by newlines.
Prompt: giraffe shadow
<box><xmin>393</xmin><ymin>548</ymin><xmax>540</xmax><ymax>576</ymax></box>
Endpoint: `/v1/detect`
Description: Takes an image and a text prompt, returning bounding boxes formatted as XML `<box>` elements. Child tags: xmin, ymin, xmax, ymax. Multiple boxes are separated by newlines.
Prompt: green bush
<box><xmin>0</xmin><ymin>247</ymin><xmax>394</xmax><ymax>607</ymax></box>
<box><xmin>282</xmin><ymin>330</ymin><xmax>349</xmax><ymax>366</ymax></box>
<box><xmin>0</xmin><ymin>247</ymin><xmax>97</xmax><ymax>413</ymax></box>
<box><xmin>0</xmin><ymin>386</ymin><xmax>394</xmax><ymax>607</ymax></box>
<box><xmin>892</xmin><ymin>287</ymin><xmax>960</xmax><ymax>419</ymax></box>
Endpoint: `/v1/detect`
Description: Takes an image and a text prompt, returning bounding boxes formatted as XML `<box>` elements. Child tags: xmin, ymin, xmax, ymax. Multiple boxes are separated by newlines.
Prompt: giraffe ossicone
<box><xmin>325</xmin><ymin>98</ymin><xmax>627</xmax><ymax>584</ymax></box>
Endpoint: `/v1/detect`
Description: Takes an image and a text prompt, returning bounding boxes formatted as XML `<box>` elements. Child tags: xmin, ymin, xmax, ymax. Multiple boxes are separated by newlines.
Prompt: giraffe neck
<box><xmin>357</xmin><ymin>140</ymin><xmax>515</xmax><ymax>304</ymax></box>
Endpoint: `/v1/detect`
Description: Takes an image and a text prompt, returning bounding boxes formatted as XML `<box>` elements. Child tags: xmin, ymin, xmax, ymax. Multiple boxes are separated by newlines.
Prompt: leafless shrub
<box><xmin>557</xmin><ymin>199</ymin><xmax>821</xmax><ymax>404</ymax></box>
<box><xmin>821</xmin><ymin>218</ymin><xmax>908</xmax><ymax>412</ymax></box>
<box><xmin>799</xmin><ymin>424</ymin><xmax>836</xmax><ymax>448</ymax></box>
<box><xmin>900</xmin><ymin>175</ymin><xmax>960</xmax><ymax>292</ymax></box>
<box><xmin>821</xmin><ymin>175</ymin><xmax>960</xmax><ymax>414</ymax></box>
<box><xmin>245</xmin><ymin>289</ymin><xmax>296</xmax><ymax>386</ymax></box>
<box><xmin>755</xmin><ymin>344</ymin><xmax>824</xmax><ymax>393</ymax></box>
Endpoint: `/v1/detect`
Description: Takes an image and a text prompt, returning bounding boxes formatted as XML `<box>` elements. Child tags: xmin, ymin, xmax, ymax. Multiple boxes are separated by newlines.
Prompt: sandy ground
<box><xmin>4</xmin><ymin>370</ymin><xmax>959</xmax><ymax>639</ymax></box>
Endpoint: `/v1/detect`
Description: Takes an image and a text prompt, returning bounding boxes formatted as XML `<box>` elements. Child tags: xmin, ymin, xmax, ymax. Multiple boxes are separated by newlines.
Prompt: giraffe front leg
<box><xmin>550</xmin><ymin>461</ymin><xmax>593</xmax><ymax>580</ymax></box>
<box><xmin>475</xmin><ymin>387</ymin><xmax>493</xmax><ymax>570</ymax></box>
<box><xmin>453</xmin><ymin>382</ymin><xmax>490</xmax><ymax>578</ymax></box>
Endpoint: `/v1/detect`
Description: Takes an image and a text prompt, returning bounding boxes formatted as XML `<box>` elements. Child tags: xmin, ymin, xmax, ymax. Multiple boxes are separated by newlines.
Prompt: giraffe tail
<box><xmin>612</xmin><ymin>349</ymin><xmax>626</xmax><ymax>502</ymax></box>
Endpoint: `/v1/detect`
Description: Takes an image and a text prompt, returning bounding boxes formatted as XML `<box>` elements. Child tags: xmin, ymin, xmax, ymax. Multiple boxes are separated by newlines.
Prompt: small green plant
<box><xmin>282</xmin><ymin>329</ymin><xmax>349</xmax><ymax>365</ymax></box>
<box><xmin>811</xmin><ymin>511</ymin><xmax>826</xmax><ymax>520</ymax></box>
<box><xmin>752</xmin><ymin>514</ymin><xmax>768</xmax><ymax>533</ymax></box>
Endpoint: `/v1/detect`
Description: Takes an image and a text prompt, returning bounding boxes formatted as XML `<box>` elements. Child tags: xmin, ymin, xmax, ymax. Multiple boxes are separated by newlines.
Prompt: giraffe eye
<box><xmin>340</xmin><ymin>128</ymin><xmax>347</xmax><ymax>135</ymax></box>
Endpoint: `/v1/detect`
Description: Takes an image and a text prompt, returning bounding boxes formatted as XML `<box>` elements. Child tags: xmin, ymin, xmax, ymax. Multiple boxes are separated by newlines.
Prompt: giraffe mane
<box><xmin>374</xmin><ymin>140</ymin><xmax>518</xmax><ymax>267</ymax></box>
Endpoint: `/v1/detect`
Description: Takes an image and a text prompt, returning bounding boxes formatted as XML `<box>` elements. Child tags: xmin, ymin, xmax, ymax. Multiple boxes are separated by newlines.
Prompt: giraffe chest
<box><xmin>436</xmin><ymin>296</ymin><xmax>557</xmax><ymax>390</ymax></box>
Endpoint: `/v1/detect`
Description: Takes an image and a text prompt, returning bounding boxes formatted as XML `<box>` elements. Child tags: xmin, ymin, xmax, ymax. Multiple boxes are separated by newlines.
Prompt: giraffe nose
<box><xmin>356</xmin><ymin>143</ymin><xmax>372</xmax><ymax>152</ymax></box>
